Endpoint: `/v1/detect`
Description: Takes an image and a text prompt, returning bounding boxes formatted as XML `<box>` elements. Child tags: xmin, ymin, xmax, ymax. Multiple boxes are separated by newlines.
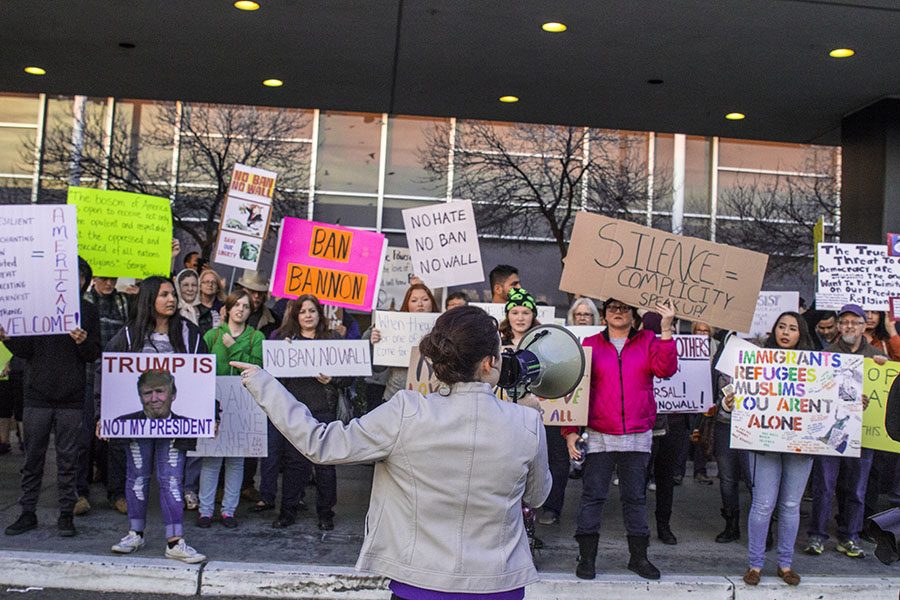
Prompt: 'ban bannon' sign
<box><xmin>270</xmin><ymin>218</ymin><xmax>387</xmax><ymax>311</ymax></box>
<box><xmin>560</xmin><ymin>213</ymin><xmax>768</xmax><ymax>333</ymax></box>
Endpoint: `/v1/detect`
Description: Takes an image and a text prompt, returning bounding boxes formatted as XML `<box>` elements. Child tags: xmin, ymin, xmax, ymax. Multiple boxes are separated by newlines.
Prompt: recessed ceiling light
<box><xmin>828</xmin><ymin>48</ymin><xmax>855</xmax><ymax>58</ymax></box>
<box><xmin>725</xmin><ymin>112</ymin><xmax>746</xmax><ymax>121</ymax></box>
<box><xmin>647</xmin><ymin>79</ymin><xmax>664</xmax><ymax>85</ymax></box>
<box><xmin>499</xmin><ymin>95</ymin><xmax>519</xmax><ymax>103</ymax></box>
<box><xmin>541</xmin><ymin>22</ymin><xmax>567</xmax><ymax>33</ymax></box>
<box><xmin>262</xmin><ymin>78</ymin><xmax>283</xmax><ymax>87</ymax></box>
<box><xmin>23</xmin><ymin>66</ymin><xmax>46</xmax><ymax>76</ymax></box>
<box><xmin>234</xmin><ymin>1</ymin><xmax>260</xmax><ymax>10</ymax></box>
<box><xmin>118</xmin><ymin>42</ymin><xmax>136</xmax><ymax>49</ymax></box>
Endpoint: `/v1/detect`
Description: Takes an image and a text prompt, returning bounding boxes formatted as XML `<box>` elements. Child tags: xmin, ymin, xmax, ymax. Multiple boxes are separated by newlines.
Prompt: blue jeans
<box><xmin>747</xmin><ymin>452</ymin><xmax>813</xmax><ymax>570</ymax></box>
<box><xmin>183</xmin><ymin>456</ymin><xmax>202</xmax><ymax>494</ymax></box>
<box><xmin>199</xmin><ymin>456</ymin><xmax>244</xmax><ymax>517</ymax></box>
<box><xmin>125</xmin><ymin>438</ymin><xmax>186</xmax><ymax>539</ymax></box>
<box><xmin>575</xmin><ymin>451</ymin><xmax>650</xmax><ymax>536</ymax></box>
<box><xmin>808</xmin><ymin>448</ymin><xmax>875</xmax><ymax>542</ymax></box>
<box><xmin>714</xmin><ymin>420</ymin><xmax>750</xmax><ymax>513</ymax></box>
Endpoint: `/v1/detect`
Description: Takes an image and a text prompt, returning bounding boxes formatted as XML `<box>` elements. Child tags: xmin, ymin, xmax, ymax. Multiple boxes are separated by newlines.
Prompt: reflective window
<box><xmin>316</xmin><ymin>111</ymin><xmax>381</xmax><ymax>194</ymax></box>
<box><xmin>719</xmin><ymin>139</ymin><xmax>827</xmax><ymax>172</ymax></box>
<box><xmin>385</xmin><ymin>116</ymin><xmax>447</xmax><ymax>197</ymax></box>
<box><xmin>0</xmin><ymin>128</ymin><xmax>34</xmax><ymax>174</ymax></box>
<box><xmin>0</xmin><ymin>94</ymin><xmax>39</xmax><ymax>124</ymax></box>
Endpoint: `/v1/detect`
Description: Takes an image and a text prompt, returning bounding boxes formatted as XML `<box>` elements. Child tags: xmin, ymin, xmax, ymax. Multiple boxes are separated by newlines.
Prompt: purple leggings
<box><xmin>125</xmin><ymin>438</ymin><xmax>186</xmax><ymax>539</ymax></box>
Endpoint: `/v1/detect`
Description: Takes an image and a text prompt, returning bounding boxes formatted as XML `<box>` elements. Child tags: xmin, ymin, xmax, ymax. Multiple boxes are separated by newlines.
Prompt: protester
<box><xmin>235</xmin><ymin>270</ymin><xmax>281</xmax><ymax>339</ymax></box>
<box><xmin>563</xmin><ymin>298</ymin><xmax>677</xmax><ymax>580</ymax></box>
<box><xmin>3</xmin><ymin>257</ymin><xmax>101</xmax><ymax>538</ymax></box>
<box><xmin>489</xmin><ymin>264</ymin><xmax>521</xmax><ymax>303</ymax></box>
<box><xmin>257</xmin><ymin>296</ymin><xmax>347</xmax><ymax>530</ymax></box>
<box><xmin>198</xmin><ymin>269</ymin><xmax>225</xmax><ymax>329</ymax></box>
<box><xmin>183</xmin><ymin>251</ymin><xmax>200</xmax><ymax>271</ymax></box>
<box><xmin>729</xmin><ymin>311</ymin><xmax>818</xmax><ymax>585</ymax></box>
<box><xmin>101</xmin><ymin>276</ymin><xmax>207</xmax><ymax>563</ymax></box>
<box><xmin>233</xmin><ymin>304</ymin><xmax>551</xmax><ymax>597</ymax></box>
<box><xmin>809</xmin><ymin>310</ymin><xmax>840</xmax><ymax>349</ymax></box>
<box><xmin>687</xmin><ymin>321</ymin><xmax>715</xmax><ymax>486</ymax></box>
<box><xmin>864</xmin><ymin>310</ymin><xmax>900</xmax><ymax>361</ymax></box>
<box><xmin>446</xmin><ymin>291</ymin><xmax>470</xmax><ymax>310</ymax></box>
<box><xmin>175</xmin><ymin>269</ymin><xmax>211</xmax><ymax>332</ymax></box>
<box><xmin>566</xmin><ymin>298</ymin><xmax>601</xmax><ymax>326</ymax></box>
<box><xmin>499</xmin><ymin>288</ymin><xmax>541</xmax><ymax>348</ymax></box>
<box><xmin>0</xmin><ymin>354</ymin><xmax>24</xmax><ymax>455</ymax></box>
<box><xmin>197</xmin><ymin>290</ymin><xmax>264</xmax><ymax>529</ymax></box>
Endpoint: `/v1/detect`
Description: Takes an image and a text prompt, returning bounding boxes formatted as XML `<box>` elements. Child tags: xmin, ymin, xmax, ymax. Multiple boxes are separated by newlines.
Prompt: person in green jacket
<box><xmin>197</xmin><ymin>290</ymin><xmax>264</xmax><ymax>528</ymax></box>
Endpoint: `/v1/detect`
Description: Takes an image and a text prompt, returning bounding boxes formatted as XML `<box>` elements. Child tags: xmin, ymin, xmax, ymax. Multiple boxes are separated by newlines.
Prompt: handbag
<box><xmin>336</xmin><ymin>387</ymin><xmax>354</xmax><ymax>425</ymax></box>
<box><xmin>695</xmin><ymin>406</ymin><xmax>716</xmax><ymax>457</ymax></box>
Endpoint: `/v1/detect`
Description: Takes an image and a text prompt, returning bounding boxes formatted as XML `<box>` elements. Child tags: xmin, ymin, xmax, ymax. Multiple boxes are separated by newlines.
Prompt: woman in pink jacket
<box><xmin>563</xmin><ymin>298</ymin><xmax>677</xmax><ymax>581</ymax></box>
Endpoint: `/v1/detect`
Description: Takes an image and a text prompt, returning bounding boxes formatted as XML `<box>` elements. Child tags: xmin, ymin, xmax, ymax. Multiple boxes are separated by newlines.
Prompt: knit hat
<box><xmin>505</xmin><ymin>287</ymin><xmax>537</xmax><ymax>315</ymax></box>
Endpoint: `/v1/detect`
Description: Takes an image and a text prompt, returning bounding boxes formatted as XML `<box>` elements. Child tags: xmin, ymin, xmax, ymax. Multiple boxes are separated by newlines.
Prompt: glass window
<box><xmin>385</xmin><ymin>116</ymin><xmax>448</xmax><ymax>197</ymax></box>
<box><xmin>313</xmin><ymin>193</ymin><xmax>377</xmax><ymax>228</ymax></box>
<box><xmin>382</xmin><ymin>197</ymin><xmax>445</xmax><ymax>231</ymax></box>
<box><xmin>0</xmin><ymin>94</ymin><xmax>40</xmax><ymax>124</ymax></box>
<box><xmin>653</xmin><ymin>133</ymin><xmax>673</xmax><ymax>211</ymax></box>
<box><xmin>719</xmin><ymin>139</ymin><xmax>834</xmax><ymax>173</ymax></box>
<box><xmin>42</xmin><ymin>96</ymin><xmax>111</xmax><ymax>187</ymax></box>
<box><xmin>0</xmin><ymin>177</ymin><xmax>32</xmax><ymax>205</ymax></box>
<box><xmin>116</xmin><ymin>100</ymin><xmax>175</xmax><ymax>180</ymax></box>
<box><xmin>0</xmin><ymin>128</ymin><xmax>34</xmax><ymax>174</ymax></box>
<box><xmin>316</xmin><ymin>111</ymin><xmax>381</xmax><ymax>194</ymax></box>
<box><xmin>684</xmin><ymin>136</ymin><xmax>710</xmax><ymax>214</ymax></box>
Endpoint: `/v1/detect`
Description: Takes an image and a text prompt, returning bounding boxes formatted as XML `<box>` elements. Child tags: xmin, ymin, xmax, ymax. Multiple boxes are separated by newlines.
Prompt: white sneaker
<box><xmin>165</xmin><ymin>538</ymin><xmax>206</xmax><ymax>563</ymax></box>
<box><xmin>112</xmin><ymin>530</ymin><xmax>145</xmax><ymax>554</ymax></box>
<box><xmin>184</xmin><ymin>491</ymin><xmax>199</xmax><ymax>511</ymax></box>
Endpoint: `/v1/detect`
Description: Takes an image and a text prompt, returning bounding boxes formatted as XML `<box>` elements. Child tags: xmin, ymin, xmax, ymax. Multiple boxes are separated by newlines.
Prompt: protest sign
<box><xmin>536</xmin><ymin>347</ymin><xmax>591</xmax><ymax>426</ymax></box>
<box><xmin>891</xmin><ymin>298</ymin><xmax>900</xmax><ymax>323</ymax></box>
<box><xmin>372</xmin><ymin>311</ymin><xmax>439</xmax><ymax>367</ymax></box>
<box><xmin>377</xmin><ymin>247</ymin><xmax>414</xmax><ymax>311</ymax></box>
<box><xmin>728</xmin><ymin>348</ymin><xmax>864</xmax><ymax>456</ymax></box>
<box><xmin>67</xmin><ymin>187</ymin><xmax>172</xmax><ymax>278</ymax></box>
<box><xmin>0</xmin><ymin>205</ymin><xmax>81</xmax><ymax>337</ymax></box>
<box><xmin>815</xmin><ymin>243</ymin><xmax>900</xmax><ymax>310</ymax></box>
<box><xmin>0</xmin><ymin>342</ymin><xmax>11</xmax><ymax>381</ymax></box>
<box><xmin>715</xmin><ymin>336</ymin><xmax>760</xmax><ymax>375</ymax></box>
<box><xmin>888</xmin><ymin>233</ymin><xmax>900</xmax><ymax>258</ymax></box>
<box><xmin>406</xmin><ymin>347</ymin><xmax>440</xmax><ymax>395</ymax></box>
<box><xmin>559</xmin><ymin>212</ymin><xmax>767</xmax><ymax>333</ymax></box>
<box><xmin>213</xmin><ymin>163</ymin><xmax>277</xmax><ymax>270</ymax></box>
<box><xmin>263</xmin><ymin>339</ymin><xmax>371</xmax><ymax>377</ymax></box>
<box><xmin>271</xmin><ymin>217</ymin><xmax>386</xmax><ymax>312</ymax></box>
<box><xmin>862</xmin><ymin>359</ymin><xmax>900</xmax><ymax>453</ymax></box>
<box><xmin>741</xmin><ymin>291</ymin><xmax>800</xmax><ymax>339</ymax></box>
<box><xmin>470</xmin><ymin>302</ymin><xmax>556</xmax><ymax>324</ymax></box>
<box><xmin>654</xmin><ymin>335</ymin><xmax>713</xmax><ymax>413</ymax></box>
<box><xmin>565</xmin><ymin>325</ymin><xmax>604</xmax><ymax>342</ymax></box>
<box><xmin>99</xmin><ymin>352</ymin><xmax>216</xmax><ymax>438</ymax></box>
<box><xmin>190</xmin><ymin>377</ymin><xmax>267</xmax><ymax>457</ymax></box>
<box><xmin>402</xmin><ymin>200</ymin><xmax>484</xmax><ymax>288</ymax></box>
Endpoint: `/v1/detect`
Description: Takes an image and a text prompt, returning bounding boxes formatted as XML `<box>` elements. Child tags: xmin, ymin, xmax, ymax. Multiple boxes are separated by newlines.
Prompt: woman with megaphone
<box><xmin>563</xmin><ymin>298</ymin><xmax>677</xmax><ymax>580</ymax></box>
<box><xmin>230</xmin><ymin>305</ymin><xmax>552</xmax><ymax>600</ymax></box>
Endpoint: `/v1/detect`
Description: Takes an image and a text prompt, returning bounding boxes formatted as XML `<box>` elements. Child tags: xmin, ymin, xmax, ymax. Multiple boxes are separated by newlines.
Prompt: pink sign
<box><xmin>270</xmin><ymin>217</ymin><xmax>387</xmax><ymax>312</ymax></box>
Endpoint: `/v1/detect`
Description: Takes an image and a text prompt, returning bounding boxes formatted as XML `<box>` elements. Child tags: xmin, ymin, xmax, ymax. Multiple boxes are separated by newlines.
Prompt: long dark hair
<box><xmin>274</xmin><ymin>295</ymin><xmax>330</xmax><ymax>339</ymax></box>
<box><xmin>866</xmin><ymin>310</ymin><xmax>890</xmax><ymax>343</ymax></box>
<box><xmin>127</xmin><ymin>276</ymin><xmax>186</xmax><ymax>352</ymax></box>
<box><xmin>765</xmin><ymin>311</ymin><xmax>817</xmax><ymax>351</ymax></box>
<box><xmin>419</xmin><ymin>306</ymin><xmax>500</xmax><ymax>385</ymax></box>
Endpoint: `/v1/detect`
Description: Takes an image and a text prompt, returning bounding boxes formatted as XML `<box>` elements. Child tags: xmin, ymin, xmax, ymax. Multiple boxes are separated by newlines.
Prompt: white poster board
<box><xmin>654</xmin><ymin>335</ymin><xmax>713</xmax><ymax>413</ymax></box>
<box><xmin>377</xmin><ymin>247</ymin><xmax>414</xmax><ymax>311</ymax></box>
<box><xmin>402</xmin><ymin>200</ymin><xmax>484</xmax><ymax>288</ymax></box>
<box><xmin>816</xmin><ymin>243</ymin><xmax>900</xmax><ymax>310</ymax></box>
<box><xmin>741</xmin><ymin>291</ymin><xmax>800</xmax><ymax>339</ymax></box>
<box><xmin>0</xmin><ymin>205</ymin><xmax>81</xmax><ymax>336</ymax></box>
<box><xmin>262</xmin><ymin>339</ymin><xmax>372</xmax><ymax>377</ymax></box>
<box><xmin>99</xmin><ymin>353</ymin><xmax>216</xmax><ymax>438</ymax></box>
<box><xmin>564</xmin><ymin>325</ymin><xmax>604</xmax><ymax>342</ymax></box>
<box><xmin>190</xmin><ymin>377</ymin><xmax>267</xmax><ymax>457</ymax></box>
<box><xmin>470</xmin><ymin>302</ymin><xmax>556</xmax><ymax>325</ymax></box>
<box><xmin>372</xmin><ymin>311</ymin><xmax>440</xmax><ymax>367</ymax></box>
<box><xmin>213</xmin><ymin>163</ymin><xmax>277</xmax><ymax>270</ymax></box>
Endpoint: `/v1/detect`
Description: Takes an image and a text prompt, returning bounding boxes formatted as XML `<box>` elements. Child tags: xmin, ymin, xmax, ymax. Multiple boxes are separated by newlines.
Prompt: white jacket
<box><xmin>244</xmin><ymin>370</ymin><xmax>552</xmax><ymax>593</ymax></box>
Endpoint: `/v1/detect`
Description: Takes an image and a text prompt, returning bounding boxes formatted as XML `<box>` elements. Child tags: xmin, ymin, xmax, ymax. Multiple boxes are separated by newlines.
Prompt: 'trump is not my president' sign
<box><xmin>271</xmin><ymin>218</ymin><xmax>387</xmax><ymax>311</ymax></box>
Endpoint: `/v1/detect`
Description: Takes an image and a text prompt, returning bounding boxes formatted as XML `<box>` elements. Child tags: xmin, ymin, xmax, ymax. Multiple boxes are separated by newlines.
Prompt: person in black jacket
<box><xmin>3</xmin><ymin>256</ymin><xmax>101</xmax><ymax>538</ymax></box>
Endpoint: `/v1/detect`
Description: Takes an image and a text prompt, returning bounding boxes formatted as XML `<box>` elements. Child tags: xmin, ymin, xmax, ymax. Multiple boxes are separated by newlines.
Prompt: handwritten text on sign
<box><xmin>744</xmin><ymin>291</ymin><xmax>800</xmax><ymax>339</ymax></box>
<box><xmin>262</xmin><ymin>339</ymin><xmax>372</xmax><ymax>377</ymax></box>
<box><xmin>862</xmin><ymin>359</ymin><xmax>900</xmax><ymax>453</ymax></box>
<box><xmin>654</xmin><ymin>335</ymin><xmax>713</xmax><ymax>414</ymax></box>
<box><xmin>270</xmin><ymin>218</ymin><xmax>386</xmax><ymax>311</ymax></box>
<box><xmin>214</xmin><ymin>163</ymin><xmax>277</xmax><ymax>270</ymax></box>
<box><xmin>560</xmin><ymin>213</ymin><xmax>767</xmax><ymax>333</ymax></box>
<box><xmin>67</xmin><ymin>187</ymin><xmax>172</xmax><ymax>278</ymax></box>
<box><xmin>0</xmin><ymin>205</ymin><xmax>81</xmax><ymax>336</ymax></box>
<box><xmin>378</xmin><ymin>247</ymin><xmax>414</xmax><ymax>311</ymax></box>
<box><xmin>190</xmin><ymin>377</ymin><xmax>268</xmax><ymax>457</ymax></box>
<box><xmin>373</xmin><ymin>311</ymin><xmax>440</xmax><ymax>367</ymax></box>
<box><xmin>816</xmin><ymin>243</ymin><xmax>900</xmax><ymax>311</ymax></box>
<box><xmin>402</xmin><ymin>200</ymin><xmax>484</xmax><ymax>288</ymax></box>
<box><xmin>729</xmin><ymin>348</ymin><xmax>864</xmax><ymax>456</ymax></box>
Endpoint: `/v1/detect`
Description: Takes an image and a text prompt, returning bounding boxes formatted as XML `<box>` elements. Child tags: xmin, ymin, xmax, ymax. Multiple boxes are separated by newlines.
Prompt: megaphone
<box><xmin>498</xmin><ymin>324</ymin><xmax>586</xmax><ymax>401</ymax></box>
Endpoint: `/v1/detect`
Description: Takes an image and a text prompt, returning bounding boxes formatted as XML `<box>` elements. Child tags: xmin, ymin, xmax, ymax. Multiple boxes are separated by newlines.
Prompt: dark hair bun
<box><xmin>419</xmin><ymin>306</ymin><xmax>499</xmax><ymax>386</ymax></box>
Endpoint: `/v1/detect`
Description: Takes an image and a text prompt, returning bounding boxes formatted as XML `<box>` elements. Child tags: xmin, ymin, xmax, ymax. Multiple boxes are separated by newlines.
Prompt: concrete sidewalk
<box><xmin>0</xmin><ymin>443</ymin><xmax>897</xmax><ymax>597</ymax></box>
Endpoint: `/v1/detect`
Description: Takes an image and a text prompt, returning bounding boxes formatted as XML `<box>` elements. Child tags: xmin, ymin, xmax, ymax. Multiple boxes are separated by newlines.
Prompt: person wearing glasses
<box><xmin>563</xmin><ymin>298</ymin><xmax>677</xmax><ymax>581</ymax></box>
<box><xmin>804</xmin><ymin>304</ymin><xmax>889</xmax><ymax>560</ymax></box>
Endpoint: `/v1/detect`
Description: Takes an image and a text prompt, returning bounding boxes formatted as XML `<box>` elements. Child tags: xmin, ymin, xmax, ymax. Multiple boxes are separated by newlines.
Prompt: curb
<box><xmin>201</xmin><ymin>561</ymin><xmax>387</xmax><ymax>598</ymax></box>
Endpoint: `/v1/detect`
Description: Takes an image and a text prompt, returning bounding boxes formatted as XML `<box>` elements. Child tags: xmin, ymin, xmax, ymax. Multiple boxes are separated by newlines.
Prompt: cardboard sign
<box><xmin>270</xmin><ymin>217</ymin><xmax>387</xmax><ymax>312</ymax></box>
<box><xmin>741</xmin><ymin>291</ymin><xmax>800</xmax><ymax>339</ymax></box>
<box><xmin>262</xmin><ymin>339</ymin><xmax>372</xmax><ymax>377</ymax></box>
<box><xmin>98</xmin><ymin>353</ymin><xmax>216</xmax><ymax>438</ymax></box>
<box><xmin>0</xmin><ymin>205</ymin><xmax>82</xmax><ymax>336</ymax></box>
<box><xmin>189</xmin><ymin>377</ymin><xmax>267</xmax><ymax>457</ymax></box>
<box><xmin>377</xmin><ymin>247</ymin><xmax>414</xmax><ymax>311</ymax></box>
<box><xmin>470</xmin><ymin>302</ymin><xmax>556</xmax><ymax>325</ymax></box>
<box><xmin>729</xmin><ymin>348</ymin><xmax>864</xmax><ymax>456</ymax></box>
<box><xmin>402</xmin><ymin>200</ymin><xmax>484</xmax><ymax>288</ymax></box>
<box><xmin>559</xmin><ymin>212</ymin><xmax>768</xmax><ymax>333</ymax></box>
<box><xmin>372</xmin><ymin>311</ymin><xmax>440</xmax><ymax>367</ymax></box>
<box><xmin>888</xmin><ymin>233</ymin><xmax>900</xmax><ymax>258</ymax></box>
<box><xmin>654</xmin><ymin>335</ymin><xmax>713</xmax><ymax>413</ymax></box>
<box><xmin>564</xmin><ymin>325</ymin><xmax>605</xmax><ymax>342</ymax></box>
<box><xmin>816</xmin><ymin>243</ymin><xmax>900</xmax><ymax>310</ymax></box>
<box><xmin>0</xmin><ymin>342</ymin><xmax>11</xmax><ymax>381</ymax></box>
<box><xmin>213</xmin><ymin>163</ymin><xmax>277</xmax><ymax>270</ymax></box>
<box><xmin>862</xmin><ymin>359</ymin><xmax>900</xmax><ymax>453</ymax></box>
<box><xmin>67</xmin><ymin>187</ymin><xmax>172</xmax><ymax>278</ymax></box>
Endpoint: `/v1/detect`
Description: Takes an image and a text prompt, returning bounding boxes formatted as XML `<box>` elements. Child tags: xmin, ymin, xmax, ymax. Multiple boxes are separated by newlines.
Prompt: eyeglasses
<box><xmin>837</xmin><ymin>320</ymin><xmax>865</xmax><ymax>328</ymax></box>
<box><xmin>574</xmin><ymin>312</ymin><xmax>594</xmax><ymax>317</ymax></box>
<box><xmin>606</xmin><ymin>304</ymin><xmax>631</xmax><ymax>314</ymax></box>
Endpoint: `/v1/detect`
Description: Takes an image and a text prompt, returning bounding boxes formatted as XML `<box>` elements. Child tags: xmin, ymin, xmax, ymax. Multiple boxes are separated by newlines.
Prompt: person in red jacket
<box><xmin>564</xmin><ymin>298</ymin><xmax>677</xmax><ymax>581</ymax></box>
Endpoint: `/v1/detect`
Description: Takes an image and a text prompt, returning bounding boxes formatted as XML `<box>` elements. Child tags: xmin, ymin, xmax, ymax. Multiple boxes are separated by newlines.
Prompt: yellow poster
<box><xmin>862</xmin><ymin>358</ymin><xmax>900</xmax><ymax>453</ymax></box>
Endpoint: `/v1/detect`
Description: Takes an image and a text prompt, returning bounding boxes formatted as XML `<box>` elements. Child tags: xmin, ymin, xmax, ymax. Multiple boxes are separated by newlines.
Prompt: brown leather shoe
<box><xmin>742</xmin><ymin>568</ymin><xmax>761</xmax><ymax>586</ymax></box>
<box><xmin>777</xmin><ymin>567</ymin><xmax>801</xmax><ymax>586</ymax></box>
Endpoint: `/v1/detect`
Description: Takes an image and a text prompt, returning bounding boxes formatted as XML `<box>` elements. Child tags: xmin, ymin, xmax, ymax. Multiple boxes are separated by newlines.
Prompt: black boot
<box><xmin>627</xmin><ymin>535</ymin><xmax>660</xmax><ymax>580</ymax></box>
<box><xmin>657</xmin><ymin>521</ymin><xmax>677</xmax><ymax>545</ymax></box>
<box><xmin>715</xmin><ymin>508</ymin><xmax>740</xmax><ymax>543</ymax></box>
<box><xmin>574</xmin><ymin>533</ymin><xmax>599</xmax><ymax>580</ymax></box>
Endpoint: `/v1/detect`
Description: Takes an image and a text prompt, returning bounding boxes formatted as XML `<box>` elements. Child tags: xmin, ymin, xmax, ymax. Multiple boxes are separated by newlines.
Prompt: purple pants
<box><xmin>808</xmin><ymin>448</ymin><xmax>874</xmax><ymax>542</ymax></box>
<box><xmin>125</xmin><ymin>438</ymin><xmax>186</xmax><ymax>539</ymax></box>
